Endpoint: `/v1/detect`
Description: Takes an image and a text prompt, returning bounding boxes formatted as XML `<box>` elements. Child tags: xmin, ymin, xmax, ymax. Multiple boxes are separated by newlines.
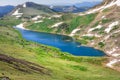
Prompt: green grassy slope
<box><xmin>0</xmin><ymin>18</ymin><xmax>120</xmax><ymax>80</ymax></box>
<box><xmin>26</xmin><ymin>13</ymin><xmax>96</xmax><ymax>34</ymax></box>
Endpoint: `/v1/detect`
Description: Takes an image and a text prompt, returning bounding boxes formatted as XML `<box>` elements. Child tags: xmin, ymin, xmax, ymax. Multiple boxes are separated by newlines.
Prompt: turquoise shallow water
<box><xmin>17</xmin><ymin>28</ymin><xmax>105</xmax><ymax>56</ymax></box>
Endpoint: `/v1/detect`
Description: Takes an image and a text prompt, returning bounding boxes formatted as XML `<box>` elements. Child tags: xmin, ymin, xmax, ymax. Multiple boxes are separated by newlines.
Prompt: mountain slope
<box><xmin>0</xmin><ymin>17</ymin><xmax>120</xmax><ymax>80</ymax></box>
<box><xmin>50</xmin><ymin>2</ymin><xmax>101</xmax><ymax>13</ymax></box>
<box><xmin>0</xmin><ymin>5</ymin><xmax>14</xmax><ymax>17</ymax></box>
<box><xmin>76</xmin><ymin>0</ymin><xmax>120</xmax><ymax>71</ymax></box>
<box><xmin>11</xmin><ymin>2</ymin><xmax>55</xmax><ymax>18</ymax></box>
<box><xmin>25</xmin><ymin>0</ymin><xmax>120</xmax><ymax>71</ymax></box>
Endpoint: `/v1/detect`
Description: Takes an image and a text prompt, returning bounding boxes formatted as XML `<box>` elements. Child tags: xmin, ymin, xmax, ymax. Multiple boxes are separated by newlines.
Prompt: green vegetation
<box><xmin>92</xmin><ymin>21</ymin><xmax>99</xmax><ymax>28</ymax></box>
<box><xmin>92</xmin><ymin>27</ymin><xmax>105</xmax><ymax>35</ymax></box>
<box><xmin>103</xmin><ymin>8</ymin><xmax>110</xmax><ymax>12</ymax></box>
<box><xmin>102</xmin><ymin>19</ymin><xmax>111</xmax><ymax>24</ymax></box>
<box><xmin>0</xmin><ymin>17</ymin><xmax>120</xmax><ymax>80</ymax></box>
<box><xmin>98</xmin><ymin>42</ymin><xmax>105</xmax><ymax>48</ymax></box>
<box><xmin>26</xmin><ymin>13</ymin><xmax>96</xmax><ymax>34</ymax></box>
<box><xmin>82</xmin><ymin>36</ymin><xmax>95</xmax><ymax>41</ymax></box>
<box><xmin>77</xmin><ymin>39</ymin><xmax>88</xmax><ymax>45</ymax></box>
<box><xmin>70</xmin><ymin>65</ymin><xmax>88</xmax><ymax>71</ymax></box>
<box><xmin>76</xmin><ymin>36</ymin><xmax>95</xmax><ymax>45</ymax></box>
<box><xmin>27</xmin><ymin>18</ymin><xmax>60</xmax><ymax>32</ymax></box>
<box><xmin>68</xmin><ymin>13</ymin><xmax>96</xmax><ymax>32</ymax></box>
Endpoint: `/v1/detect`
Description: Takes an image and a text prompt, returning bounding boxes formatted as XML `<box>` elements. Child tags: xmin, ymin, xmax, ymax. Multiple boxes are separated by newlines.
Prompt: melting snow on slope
<box><xmin>12</xmin><ymin>8</ymin><xmax>23</xmax><ymax>18</ymax></box>
<box><xmin>83</xmin><ymin>34</ymin><xmax>101</xmax><ymax>37</ymax></box>
<box><xmin>15</xmin><ymin>23</ymin><xmax>26</xmax><ymax>30</ymax></box>
<box><xmin>32</xmin><ymin>15</ymin><xmax>42</xmax><ymax>21</ymax></box>
<box><xmin>23</xmin><ymin>3</ymin><xmax>27</xmax><ymax>8</ymax></box>
<box><xmin>69</xmin><ymin>28</ymin><xmax>80</xmax><ymax>36</ymax></box>
<box><xmin>52</xmin><ymin>15</ymin><xmax>62</xmax><ymax>18</ymax></box>
<box><xmin>34</xmin><ymin>20</ymin><xmax>43</xmax><ymax>23</ymax></box>
<box><xmin>106</xmin><ymin>59</ymin><xmax>119</xmax><ymax>68</ymax></box>
<box><xmin>105</xmin><ymin>21</ymin><xmax>119</xmax><ymax>33</ymax></box>
<box><xmin>104</xmin><ymin>29</ymin><xmax>120</xmax><ymax>40</ymax></box>
<box><xmin>15</xmin><ymin>23</ymin><xmax>29</xmax><ymax>30</ymax></box>
<box><xmin>79</xmin><ymin>0</ymin><xmax>120</xmax><ymax>15</ymax></box>
<box><xmin>51</xmin><ymin>22</ymin><xmax>63</xmax><ymax>28</ymax></box>
<box><xmin>101</xmin><ymin>16</ymin><xmax>106</xmax><ymax>19</ymax></box>
<box><xmin>88</xmin><ymin>25</ymin><xmax>102</xmax><ymax>32</ymax></box>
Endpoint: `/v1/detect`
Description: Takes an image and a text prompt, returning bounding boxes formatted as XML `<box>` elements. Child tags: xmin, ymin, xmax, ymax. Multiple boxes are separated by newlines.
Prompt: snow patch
<box><xmin>12</xmin><ymin>8</ymin><xmax>23</xmax><ymax>18</ymax></box>
<box><xmin>34</xmin><ymin>20</ymin><xmax>43</xmax><ymax>23</ymax></box>
<box><xmin>16</xmin><ymin>23</ymin><xmax>25</xmax><ymax>29</ymax></box>
<box><xmin>101</xmin><ymin>16</ymin><xmax>106</xmax><ymax>19</ymax></box>
<box><xmin>52</xmin><ymin>15</ymin><xmax>62</xmax><ymax>18</ymax></box>
<box><xmin>106</xmin><ymin>59</ymin><xmax>118</xmax><ymax>68</ymax></box>
<box><xmin>106</xmin><ymin>48</ymin><xmax>116</xmax><ymax>55</ymax></box>
<box><xmin>88</xmin><ymin>25</ymin><xmax>102</xmax><ymax>32</ymax></box>
<box><xmin>23</xmin><ymin>3</ymin><xmax>26</xmax><ymax>8</ymax></box>
<box><xmin>51</xmin><ymin>22</ymin><xmax>63</xmax><ymax>28</ymax></box>
<box><xmin>14</xmin><ymin>23</ymin><xmax>29</xmax><ymax>30</ymax></box>
<box><xmin>32</xmin><ymin>15</ymin><xmax>42</xmax><ymax>21</ymax></box>
<box><xmin>83</xmin><ymin>34</ymin><xmax>101</xmax><ymax>37</ymax></box>
<box><xmin>112</xmin><ymin>53</ymin><xmax>120</xmax><ymax>57</ymax></box>
<box><xmin>69</xmin><ymin>28</ymin><xmax>80</xmax><ymax>36</ymax></box>
<box><xmin>105</xmin><ymin>21</ymin><xmax>119</xmax><ymax>33</ymax></box>
<box><xmin>50</xmin><ymin>5</ymin><xmax>54</xmax><ymax>9</ymax></box>
<box><xmin>116</xmin><ymin>0</ymin><xmax>120</xmax><ymax>6</ymax></box>
<box><xmin>106</xmin><ymin>47</ymin><xmax>120</xmax><ymax>57</ymax></box>
<box><xmin>104</xmin><ymin>29</ymin><xmax>120</xmax><ymax>40</ymax></box>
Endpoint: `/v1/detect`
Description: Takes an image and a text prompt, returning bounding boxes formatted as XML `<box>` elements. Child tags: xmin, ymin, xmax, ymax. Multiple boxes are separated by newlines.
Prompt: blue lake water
<box><xmin>16</xmin><ymin>28</ymin><xmax>105</xmax><ymax>56</ymax></box>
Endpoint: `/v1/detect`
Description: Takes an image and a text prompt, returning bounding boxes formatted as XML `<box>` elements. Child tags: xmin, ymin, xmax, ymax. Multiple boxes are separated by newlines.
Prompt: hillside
<box><xmin>10</xmin><ymin>2</ymin><xmax>55</xmax><ymax>18</ymax></box>
<box><xmin>0</xmin><ymin>0</ymin><xmax>120</xmax><ymax>79</ymax></box>
<box><xmin>23</xmin><ymin>0</ymin><xmax>120</xmax><ymax>71</ymax></box>
<box><xmin>50</xmin><ymin>1</ymin><xmax>101</xmax><ymax>13</ymax></box>
<box><xmin>0</xmin><ymin>5</ymin><xmax>14</xmax><ymax>17</ymax></box>
<box><xmin>0</xmin><ymin>15</ymin><xmax>120</xmax><ymax>80</ymax></box>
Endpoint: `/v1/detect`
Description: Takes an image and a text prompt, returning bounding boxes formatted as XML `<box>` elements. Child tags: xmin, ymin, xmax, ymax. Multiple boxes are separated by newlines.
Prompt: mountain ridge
<box><xmin>0</xmin><ymin>5</ymin><xmax>14</xmax><ymax>17</ymax></box>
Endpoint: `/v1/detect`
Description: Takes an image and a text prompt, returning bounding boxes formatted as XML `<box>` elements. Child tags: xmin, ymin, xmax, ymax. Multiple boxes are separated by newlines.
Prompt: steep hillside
<box><xmin>75</xmin><ymin>0</ymin><xmax>120</xmax><ymax>71</ymax></box>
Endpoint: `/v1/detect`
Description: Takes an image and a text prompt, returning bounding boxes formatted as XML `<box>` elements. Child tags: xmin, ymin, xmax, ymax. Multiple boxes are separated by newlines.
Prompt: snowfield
<box><xmin>106</xmin><ymin>59</ymin><xmax>120</xmax><ymax>68</ymax></box>
<box><xmin>23</xmin><ymin>3</ymin><xmax>27</xmax><ymax>8</ymax></box>
<box><xmin>105</xmin><ymin>21</ymin><xmax>119</xmax><ymax>33</ymax></box>
<box><xmin>32</xmin><ymin>15</ymin><xmax>42</xmax><ymax>21</ymax></box>
<box><xmin>69</xmin><ymin>28</ymin><xmax>80</xmax><ymax>36</ymax></box>
<box><xmin>82</xmin><ymin>34</ymin><xmax>101</xmax><ymax>37</ymax></box>
<box><xmin>15</xmin><ymin>23</ymin><xmax>29</xmax><ymax>30</ymax></box>
<box><xmin>34</xmin><ymin>20</ymin><xmax>43</xmax><ymax>23</ymax></box>
<box><xmin>51</xmin><ymin>22</ymin><xmax>63</xmax><ymax>28</ymax></box>
<box><xmin>12</xmin><ymin>8</ymin><xmax>23</xmax><ymax>18</ymax></box>
<box><xmin>88</xmin><ymin>25</ymin><xmax>102</xmax><ymax>33</ymax></box>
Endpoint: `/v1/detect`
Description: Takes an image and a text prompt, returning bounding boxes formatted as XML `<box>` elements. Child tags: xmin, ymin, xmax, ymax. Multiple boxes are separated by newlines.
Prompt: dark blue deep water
<box><xmin>16</xmin><ymin>28</ymin><xmax>105</xmax><ymax>56</ymax></box>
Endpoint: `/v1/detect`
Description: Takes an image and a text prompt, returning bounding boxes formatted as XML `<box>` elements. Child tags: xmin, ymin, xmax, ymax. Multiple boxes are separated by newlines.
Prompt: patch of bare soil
<box><xmin>0</xmin><ymin>54</ymin><xmax>51</xmax><ymax>75</ymax></box>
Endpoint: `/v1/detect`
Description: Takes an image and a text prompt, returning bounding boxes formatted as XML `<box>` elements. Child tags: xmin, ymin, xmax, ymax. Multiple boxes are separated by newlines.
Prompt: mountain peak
<box><xmin>22</xmin><ymin>3</ymin><xmax>27</xmax><ymax>8</ymax></box>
